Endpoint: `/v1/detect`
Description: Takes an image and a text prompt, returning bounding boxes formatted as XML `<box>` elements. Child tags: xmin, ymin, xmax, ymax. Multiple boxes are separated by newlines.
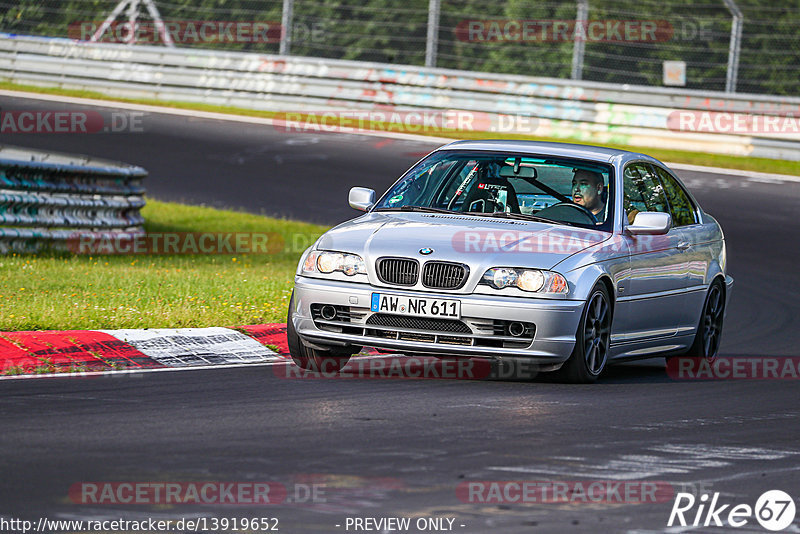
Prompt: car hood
<box><xmin>316</xmin><ymin>212</ymin><xmax>611</xmax><ymax>270</ymax></box>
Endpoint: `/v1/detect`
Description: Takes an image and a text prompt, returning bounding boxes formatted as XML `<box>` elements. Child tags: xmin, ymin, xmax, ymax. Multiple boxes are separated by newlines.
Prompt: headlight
<box><xmin>517</xmin><ymin>270</ymin><xmax>545</xmax><ymax>292</ymax></box>
<box><xmin>490</xmin><ymin>268</ymin><xmax>517</xmax><ymax>288</ymax></box>
<box><xmin>302</xmin><ymin>250</ymin><xmax>367</xmax><ymax>276</ymax></box>
<box><xmin>317</xmin><ymin>252</ymin><xmax>344</xmax><ymax>273</ymax></box>
<box><xmin>341</xmin><ymin>254</ymin><xmax>366</xmax><ymax>276</ymax></box>
<box><xmin>303</xmin><ymin>251</ymin><xmax>319</xmax><ymax>273</ymax></box>
<box><xmin>482</xmin><ymin>268</ymin><xmax>568</xmax><ymax>293</ymax></box>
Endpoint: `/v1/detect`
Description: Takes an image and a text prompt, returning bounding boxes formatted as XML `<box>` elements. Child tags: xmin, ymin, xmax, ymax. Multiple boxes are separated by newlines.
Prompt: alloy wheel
<box><xmin>583</xmin><ymin>291</ymin><xmax>611</xmax><ymax>375</ymax></box>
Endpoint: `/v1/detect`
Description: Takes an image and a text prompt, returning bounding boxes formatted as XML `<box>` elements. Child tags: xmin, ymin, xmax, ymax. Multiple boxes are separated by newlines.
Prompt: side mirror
<box><xmin>349</xmin><ymin>187</ymin><xmax>376</xmax><ymax>211</ymax></box>
<box><xmin>626</xmin><ymin>212</ymin><xmax>672</xmax><ymax>235</ymax></box>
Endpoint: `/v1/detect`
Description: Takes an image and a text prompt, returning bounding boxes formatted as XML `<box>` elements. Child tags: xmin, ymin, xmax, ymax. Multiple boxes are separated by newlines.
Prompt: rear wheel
<box><xmin>557</xmin><ymin>283</ymin><xmax>612</xmax><ymax>383</ymax></box>
<box><xmin>683</xmin><ymin>279</ymin><xmax>725</xmax><ymax>361</ymax></box>
<box><xmin>286</xmin><ymin>293</ymin><xmax>353</xmax><ymax>373</ymax></box>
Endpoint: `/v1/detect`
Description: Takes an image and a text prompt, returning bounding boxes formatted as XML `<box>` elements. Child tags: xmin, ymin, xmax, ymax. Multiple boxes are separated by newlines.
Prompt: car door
<box><xmin>614</xmin><ymin>162</ymin><xmax>690</xmax><ymax>344</ymax></box>
<box><xmin>651</xmin><ymin>164</ymin><xmax>709</xmax><ymax>337</ymax></box>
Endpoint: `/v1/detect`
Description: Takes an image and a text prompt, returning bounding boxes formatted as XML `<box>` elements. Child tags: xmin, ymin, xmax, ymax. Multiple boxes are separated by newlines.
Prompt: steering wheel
<box><xmin>537</xmin><ymin>201</ymin><xmax>598</xmax><ymax>225</ymax></box>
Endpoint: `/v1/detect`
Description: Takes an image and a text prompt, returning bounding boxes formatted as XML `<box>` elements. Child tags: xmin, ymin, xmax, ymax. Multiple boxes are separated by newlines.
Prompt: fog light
<box><xmin>508</xmin><ymin>322</ymin><xmax>526</xmax><ymax>337</ymax></box>
<box><xmin>320</xmin><ymin>305</ymin><xmax>337</xmax><ymax>320</ymax></box>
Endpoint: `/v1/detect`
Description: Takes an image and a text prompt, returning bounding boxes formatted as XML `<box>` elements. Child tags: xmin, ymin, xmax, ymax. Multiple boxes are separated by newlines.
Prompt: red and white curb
<box><xmin>104</xmin><ymin>327</ymin><xmax>281</xmax><ymax>367</ymax></box>
<box><xmin>0</xmin><ymin>324</ymin><xmax>291</xmax><ymax>379</ymax></box>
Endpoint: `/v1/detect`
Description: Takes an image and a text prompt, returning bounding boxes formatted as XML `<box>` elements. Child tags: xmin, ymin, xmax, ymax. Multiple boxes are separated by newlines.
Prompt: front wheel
<box><xmin>286</xmin><ymin>293</ymin><xmax>353</xmax><ymax>373</ymax></box>
<box><xmin>683</xmin><ymin>279</ymin><xmax>725</xmax><ymax>361</ymax></box>
<box><xmin>556</xmin><ymin>283</ymin><xmax>612</xmax><ymax>383</ymax></box>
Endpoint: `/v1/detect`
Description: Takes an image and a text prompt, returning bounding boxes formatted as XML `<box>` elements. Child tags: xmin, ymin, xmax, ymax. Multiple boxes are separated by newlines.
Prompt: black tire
<box><xmin>286</xmin><ymin>292</ymin><xmax>352</xmax><ymax>373</ymax></box>
<box><xmin>557</xmin><ymin>283</ymin><xmax>612</xmax><ymax>383</ymax></box>
<box><xmin>683</xmin><ymin>279</ymin><xmax>725</xmax><ymax>361</ymax></box>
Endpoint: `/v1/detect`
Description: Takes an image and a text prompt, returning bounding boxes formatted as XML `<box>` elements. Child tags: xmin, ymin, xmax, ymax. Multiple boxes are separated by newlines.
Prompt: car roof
<box><xmin>435</xmin><ymin>139</ymin><xmax>647</xmax><ymax>164</ymax></box>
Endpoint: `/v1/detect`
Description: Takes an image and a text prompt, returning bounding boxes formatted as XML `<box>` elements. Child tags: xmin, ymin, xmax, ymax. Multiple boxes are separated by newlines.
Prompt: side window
<box><xmin>653</xmin><ymin>166</ymin><xmax>698</xmax><ymax>227</ymax></box>
<box><xmin>623</xmin><ymin>163</ymin><xmax>669</xmax><ymax>214</ymax></box>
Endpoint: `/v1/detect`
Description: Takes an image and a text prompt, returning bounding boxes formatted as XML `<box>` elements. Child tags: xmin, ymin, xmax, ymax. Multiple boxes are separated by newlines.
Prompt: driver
<box><xmin>571</xmin><ymin>169</ymin><xmax>605</xmax><ymax>219</ymax></box>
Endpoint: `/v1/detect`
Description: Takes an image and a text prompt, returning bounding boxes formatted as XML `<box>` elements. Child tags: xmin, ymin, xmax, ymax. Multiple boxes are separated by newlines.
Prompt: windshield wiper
<box><xmin>465</xmin><ymin>211</ymin><xmax>577</xmax><ymax>227</ymax></box>
<box><xmin>375</xmin><ymin>205</ymin><xmax>456</xmax><ymax>214</ymax></box>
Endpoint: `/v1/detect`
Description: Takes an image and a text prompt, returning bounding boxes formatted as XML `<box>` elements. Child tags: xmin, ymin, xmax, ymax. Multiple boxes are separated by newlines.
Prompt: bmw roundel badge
<box><xmin>419</xmin><ymin>248</ymin><xmax>434</xmax><ymax>255</ymax></box>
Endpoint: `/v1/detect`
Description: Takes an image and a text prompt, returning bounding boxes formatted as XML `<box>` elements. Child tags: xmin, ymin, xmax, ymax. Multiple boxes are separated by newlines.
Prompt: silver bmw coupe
<box><xmin>287</xmin><ymin>140</ymin><xmax>733</xmax><ymax>382</ymax></box>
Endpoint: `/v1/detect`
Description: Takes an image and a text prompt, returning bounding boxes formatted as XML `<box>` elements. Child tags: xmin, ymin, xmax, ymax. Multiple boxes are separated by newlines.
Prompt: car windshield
<box><xmin>374</xmin><ymin>151</ymin><xmax>614</xmax><ymax>230</ymax></box>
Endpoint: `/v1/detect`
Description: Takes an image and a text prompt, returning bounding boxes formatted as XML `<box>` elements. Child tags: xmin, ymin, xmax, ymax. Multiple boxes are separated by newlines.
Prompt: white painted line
<box><xmin>0</xmin><ymin>359</ymin><xmax>291</xmax><ymax>381</ymax></box>
<box><xmin>3</xmin><ymin>89</ymin><xmax>797</xmax><ymax>180</ymax></box>
<box><xmin>0</xmin><ymin>353</ymin><xmax>403</xmax><ymax>381</ymax></box>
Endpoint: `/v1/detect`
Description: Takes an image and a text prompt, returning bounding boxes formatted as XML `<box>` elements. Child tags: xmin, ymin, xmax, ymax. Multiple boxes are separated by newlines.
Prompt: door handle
<box><xmin>677</xmin><ymin>241</ymin><xmax>690</xmax><ymax>250</ymax></box>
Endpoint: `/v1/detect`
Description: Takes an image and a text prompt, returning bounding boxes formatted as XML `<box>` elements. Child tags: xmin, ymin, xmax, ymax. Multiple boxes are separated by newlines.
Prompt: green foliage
<box><xmin>437</xmin><ymin>0</ymin><xmax>577</xmax><ymax>77</ymax></box>
<box><xmin>290</xmin><ymin>0</ymin><xmax>429</xmax><ymax>64</ymax></box>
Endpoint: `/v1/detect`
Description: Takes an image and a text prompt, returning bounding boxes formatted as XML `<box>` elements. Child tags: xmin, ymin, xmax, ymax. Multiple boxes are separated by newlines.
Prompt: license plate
<box><xmin>371</xmin><ymin>293</ymin><xmax>461</xmax><ymax>319</ymax></box>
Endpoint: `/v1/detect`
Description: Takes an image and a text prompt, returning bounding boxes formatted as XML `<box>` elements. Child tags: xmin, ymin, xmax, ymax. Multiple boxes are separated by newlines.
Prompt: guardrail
<box><xmin>0</xmin><ymin>145</ymin><xmax>146</xmax><ymax>253</ymax></box>
<box><xmin>2</xmin><ymin>33</ymin><xmax>800</xmax><ymax>161</ymax></box>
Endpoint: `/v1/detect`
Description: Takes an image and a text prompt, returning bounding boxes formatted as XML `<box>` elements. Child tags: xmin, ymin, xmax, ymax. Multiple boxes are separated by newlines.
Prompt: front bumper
<box><xmin>292</xmin><ymin>276</ymin><xmax>585</xmax><ymax>363</ymax></box>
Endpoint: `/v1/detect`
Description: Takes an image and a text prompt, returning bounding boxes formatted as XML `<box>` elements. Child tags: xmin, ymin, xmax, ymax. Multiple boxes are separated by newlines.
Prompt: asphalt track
<box><xmin>1</xmin><ymin>94</ymin><xmax>800</xmax><ymax>533</ymax></box>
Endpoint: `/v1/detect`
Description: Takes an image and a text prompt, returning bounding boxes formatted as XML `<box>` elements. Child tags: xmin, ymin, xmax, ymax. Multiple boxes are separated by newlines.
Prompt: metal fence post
<box><xmin>141</xmin><ymin>0</ymin><xmax>174</xmax><ymax>46</ymax></box>
<box><xmin>91</xmin><ymin>0</ymin><xmax>173</xmax><ymax>47</ymax></box>
<box><xmin>280</xmin><ymin>0</ymin><xmax>294</xmax><ymax>55</ymax></box>
<box><xmin>722</xmin><ymin>0</ymin><xmax>742</xmax><ymax>93</ymax></box>
<box><xmin>571</xmin><ymin>0</ymin><xmax>588</xmax><ymax>80</ymax></box>
<box><xmin>425</xmin><ymin>0</ymin><xmax>441</xmax><ymax>68</ymax></box>
<box><xmin>125</xmin><ymin>0</ymin><xmax>141</xmax><ymax>45</ymax></box>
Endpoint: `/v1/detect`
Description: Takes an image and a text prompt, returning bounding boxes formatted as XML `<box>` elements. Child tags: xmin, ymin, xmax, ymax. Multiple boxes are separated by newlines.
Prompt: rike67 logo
<box><xmin>668</xmin><ymin>490</ymin><xmax>796</xmax><ymax>531</ymax></box>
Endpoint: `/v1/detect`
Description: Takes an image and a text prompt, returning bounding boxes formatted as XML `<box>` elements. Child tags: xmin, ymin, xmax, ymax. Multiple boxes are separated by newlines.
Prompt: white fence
<box><xmin>2</xmin><ymin>33</ymin><xmax>800</xmax><ymax>160</ymax></box>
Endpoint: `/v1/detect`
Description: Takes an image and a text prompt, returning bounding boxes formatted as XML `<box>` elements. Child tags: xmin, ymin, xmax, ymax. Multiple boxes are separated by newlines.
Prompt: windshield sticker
<box><xmin>453</xmin><ymin>164</ymin><xmax>479</xmax><ymax>199</ymax></box>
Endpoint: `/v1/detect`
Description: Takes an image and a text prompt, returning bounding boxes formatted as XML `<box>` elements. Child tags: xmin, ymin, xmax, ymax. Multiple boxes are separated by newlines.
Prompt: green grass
<box><xmin>2</xmin><ymin>80</ymin><xmax>798</xmax><ymax>176</ymax></box>
<box><xmin>0</xmin><ymin>200</ymin><xmax>327</xmax><ymax>331</ymax></box>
